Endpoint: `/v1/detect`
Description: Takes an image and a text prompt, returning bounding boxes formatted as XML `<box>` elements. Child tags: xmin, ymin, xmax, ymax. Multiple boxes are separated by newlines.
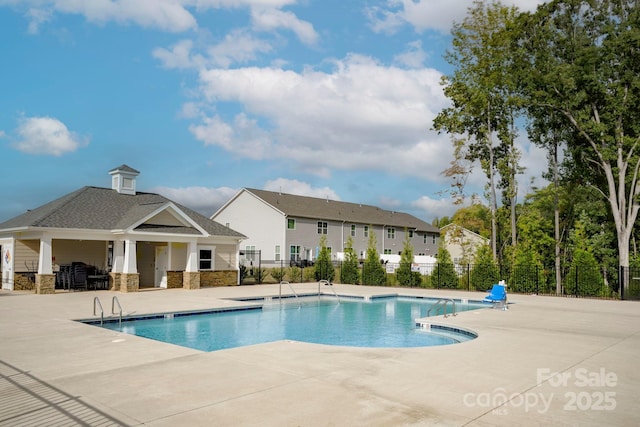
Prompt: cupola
<box><xmin>109</xmin><ymin>164</ymin><xmax>140</xmax><ymax>195</ymax></box>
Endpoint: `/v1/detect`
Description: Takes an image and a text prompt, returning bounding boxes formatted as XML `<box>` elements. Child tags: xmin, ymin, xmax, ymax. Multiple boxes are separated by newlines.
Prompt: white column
<box><xmin>235</xmin><ymin>241</ymin><xmax>241</xmax><ymax>285</ymax></box>
<box><xmin>123</xmin><ymin>239</ymin><xmax>137</xmax><ymax>274</ymax></box>
<box><xmin>38</xmin><ymin>236</ymin><xmax>53</xmax><ymax>275</ymax></box>
<box><xmin>186</xmin><ymin>240</ymin><xmax>198</xmax><ymax>272</ymax></box>
<box><xmin>112</xmin><ymin>239</ymin><xmax>124</xmax><ymax>273</ymax></box>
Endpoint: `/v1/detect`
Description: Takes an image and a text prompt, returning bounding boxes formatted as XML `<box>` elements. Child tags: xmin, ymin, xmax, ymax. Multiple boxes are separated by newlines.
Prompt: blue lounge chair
<box><xmin>484</xmin><ymin>284</ymin><xmax>508</xmax><ymax>310</ymax></box>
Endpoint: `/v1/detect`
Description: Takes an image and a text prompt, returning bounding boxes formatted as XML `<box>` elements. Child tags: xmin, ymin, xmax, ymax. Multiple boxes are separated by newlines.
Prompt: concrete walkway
<box><xmin>1</xmin><ymin>284</ymin><xmax>638</xmax><ymax>426</ymax></box>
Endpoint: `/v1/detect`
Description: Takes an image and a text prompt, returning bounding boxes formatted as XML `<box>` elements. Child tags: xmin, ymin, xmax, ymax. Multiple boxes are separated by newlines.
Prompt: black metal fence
<box><xmin>241</xmin><ymin>258</ymin><xmax>640</xmax><ymax>301</ymax></box>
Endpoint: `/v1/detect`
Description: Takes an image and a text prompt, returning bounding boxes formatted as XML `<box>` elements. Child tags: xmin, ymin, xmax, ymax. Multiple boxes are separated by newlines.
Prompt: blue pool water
<box><xmin>94</xmin><ymin>296</ymin><xmax>485</xmax><ymax>352</ymax></box>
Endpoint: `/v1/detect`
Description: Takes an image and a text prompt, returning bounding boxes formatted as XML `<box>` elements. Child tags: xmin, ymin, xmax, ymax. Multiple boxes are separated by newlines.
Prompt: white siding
<box><xmin>213</xmin><ymin>191</ymin><xmax>284</xmax><ymax>260</ymax></box>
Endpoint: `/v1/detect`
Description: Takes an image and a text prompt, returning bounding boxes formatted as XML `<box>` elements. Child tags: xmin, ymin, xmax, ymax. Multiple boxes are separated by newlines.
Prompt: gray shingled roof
<box><xmin>245</xmin><ymin>188</ymin><xmax>439</xmax><ymax>233</ymax></box>
<box><xmin>0</xmin><ymin>186</ymin><xmax>245</xmax><ymax>238</ymax></box>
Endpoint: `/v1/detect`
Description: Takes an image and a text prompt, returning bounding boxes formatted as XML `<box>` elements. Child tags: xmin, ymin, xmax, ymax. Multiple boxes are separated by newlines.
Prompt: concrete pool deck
<box><xmin>1</xmin><ymin>284</ymin><xmax>638</xmax><ymax>426</ymax></box>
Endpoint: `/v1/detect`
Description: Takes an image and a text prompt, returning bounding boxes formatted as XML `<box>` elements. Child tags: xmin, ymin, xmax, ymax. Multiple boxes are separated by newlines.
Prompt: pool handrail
<box><xmin>427</xmin><ymin>298</ymin><xmax>456</xmax><ymax>318</ymax></box>
<box><xmin>279</xmin><ymin>281</ymin><xmax>300</xmax><ymax>305</ymax></box>
<box><xmin>112</xmin><ymin>296</ymin><xmax>123</xmax><ymax>328</ymax></box>
<box><xmin>318</xmin><ymin>280</ymin><xmax>340</xmax><ymax>303</ymax></box>
<box><xmin>93</xmin><ymin>296</ymin><xmax>104</xmax><ymax>325</ymax></box>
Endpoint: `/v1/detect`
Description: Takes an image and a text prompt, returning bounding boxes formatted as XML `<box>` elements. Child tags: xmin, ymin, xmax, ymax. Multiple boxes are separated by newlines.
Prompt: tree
<box><xmin>314</xmin><ymin>235</ymin><xmax>335</xmax><ymax>282</ymax></box>
<box><xmin>431</xmin><ymin>246</ymin><xmax>458</xmax><ymax>289</ymax></box>
<box><xmin>515</xmin><ymin>0</ymin><xmax>640</xmax><ymax>295</ymax></box>
<box><xmin>396</xmin><ymin>230</ymin><xmax>421</xmax><ymax>287</ymax></box>
<box><xmin>565</xmin><ymin>210</ymin><xmax>608</xmax><ymax>296</ymax></box>
<box><xmin>362</xmin><ymin>231</ymin><xmax>387</xmax><ymax>285</ymax></box>
<box><xmin>340</xmin><ymin>236</ymin><xmax>360</xmax><ymax>284</ymax></box>
<box><xmin>451</xmin><ymin>202</ymin><xmax>491</xmax><ymax>238</ymax></box>
<box><xmin>434</xmin><ymin>0</ymin><xmax>522</xmax><ymax>260</ymax></box>
<box><xmin>470</xmin><ymin>245</ymin><xmax>499</xmax><ymax>291</ymax></box>
<box><xmin>510</xmin><ymin>244</ymin><xmax>545</xmax><ymax>294</ymax></box>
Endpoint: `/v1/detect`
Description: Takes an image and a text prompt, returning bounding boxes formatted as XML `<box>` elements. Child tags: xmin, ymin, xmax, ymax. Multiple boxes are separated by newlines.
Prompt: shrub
<box><xmin>340</xmin><ymin>237</ymin><xmax>360</xmax><ymax>284</ymax></box>
<box><xmin>271</xmin><ymin>267</ymin><xmax>286</xmax><ymax>283</ymax></box>
<box><xmin>431</xmin><ymin>246</ymin><xmax>458</xmax><ymax>289</ymax></box>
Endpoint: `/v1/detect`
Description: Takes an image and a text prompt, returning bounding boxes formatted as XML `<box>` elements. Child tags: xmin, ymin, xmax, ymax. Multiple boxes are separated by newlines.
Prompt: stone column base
<box><xmin>109</xmin><ymin>272</ymin><xmax>121</xmax><ymax>291</ymax></box>
<box><xmin>183</xmin><ymin>271</ymin><xmax>200</xmax><ymax>290</ymax></box>
<box><xmin>36</xmin><ymin>274</ymin><xmax>55</xmax><ymax>294</ymax></box>
<box><xmin>120</xmin><ymin>273</ymin><xmax>139</xmax><ymax>292</ymax></box>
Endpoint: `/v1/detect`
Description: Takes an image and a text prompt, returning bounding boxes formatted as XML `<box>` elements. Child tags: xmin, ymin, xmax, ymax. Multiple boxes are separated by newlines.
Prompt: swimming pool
<box><xmin>88</xmin><ymin>296</ymin><xmax>485</xmax><ymax>351</ymax></box>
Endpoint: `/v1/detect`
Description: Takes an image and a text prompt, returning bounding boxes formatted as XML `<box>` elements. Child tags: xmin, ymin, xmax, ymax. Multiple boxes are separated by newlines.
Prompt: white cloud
<box><xmin>207</xmin><ymin>29</ymin><xmax>274</xmax><ymax>68</ymax></box>
<box><xmin>154</xmin><ymin>31</ymin><xmax>274</xmax><ymax>70</ymax></box>
<box><xmin>367</xmin><ymin>0</ymin><xmax>546</xmax><ymax>34</ymax></box>
<box><xmin>393</xmin><ymin>40</ymin><xmax>428</xmax><ymax>68</ymax></box>
<box><xmin>26</xmin><ymin>7</ymin><xmax>53</xmax><ymax>34</ymax></box>
<box><xmin>153</xmin><ymin>39</ymin><xmax>201</xmax><ymax>69</ymax></box>
<box><xmin>250</xmin><ymin>7</ymin><xmax>318</xmax><ymax>45</ymax></box>
<box><xmin>13</xmin><ymin>116</ymin><xmax>88</xmax><ymax>156</ymax></box>
<box><xmin>6</xmin><ymin>0</ymin><xmax>313</xmax><ymax>36</ymax></box>
<box><xmin>191</xmin><ymin>54</ymin><xmax>452</xmax><ymax>182</ymax></box>
<box><xmin>263</xmin><ymin>178</ymin><xmax>340</xmax><ymax>200</ymax></box>
<box><xmin>189</xmin><ymin>113</ymin><xmax>274</xmax><ymax>160</ymax></box>
<box><xmin>38</xmin><ymin>0</ymin><xmax>197</xmax><ymax>32</ymax></box>
<box><xmin>411</xmin><ymin>195</ymin><xmax>459</xmax><ymax>220</ymax></box>
<box><xmin>151</xmin><ymin>185</ymin><xmax>238</xmax><ymax>216</ymax></box>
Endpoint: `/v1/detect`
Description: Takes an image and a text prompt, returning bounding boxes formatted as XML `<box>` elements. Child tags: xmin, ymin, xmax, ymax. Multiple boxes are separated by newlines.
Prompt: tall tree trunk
<box><xmin>487</xmin><ymin>107</ymin><xmax>498</xmax><ymax>261</ymax></box>
<box><xmin>553</xmin><ymin>142</ymin><xmax>562</xmax><ymax>295</ymax></box>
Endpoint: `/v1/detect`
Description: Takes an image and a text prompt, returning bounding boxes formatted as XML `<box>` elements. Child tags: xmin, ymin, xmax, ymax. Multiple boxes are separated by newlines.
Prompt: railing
<box><xmin>93</xmin><ymin>297</ymin><xmax>104</xmax><ymax>325</ymax></box>
<box><xmin>93</xmin><ymin>296</ymin><xmax>123</xmax><ymax>327</ymax></box>
<box><xmin>278</xmin><ymin>281</ymin><xmax>300</xmax><ymax>306</ymax></box>
<box><xmin>427</xmin><ymin>298</ymin><xmax>456</xmax><ymax>318</ymax></box>
<box><xmin>111</xmin><ymin>296</ymin><xmax>122</xmax><ymax>328</ymax></box>
<box><xmin>318</xmin><ymin>280</ymin><xmax>340</xmax><ymax>303</ymax></box>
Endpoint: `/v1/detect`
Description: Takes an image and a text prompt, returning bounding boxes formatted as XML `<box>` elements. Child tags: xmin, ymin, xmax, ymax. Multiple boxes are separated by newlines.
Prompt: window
<box><xmin>287</xmin><ymin>218</ymin><xmax>296</xmax><ymax>229</ymax></box>
<box><xmin>409</xmin><ymin>230</ymin><xmax>414</xmax><ymax>238</ymax></box>
<box><xmin>350</xmin><ymin>224</ymin><xmax>356</xmax><ymax>237</ymax></box>
<box><xmin>317</xmin><ymin>221</ymin><xmax>328</xmax><ymax>234</ymax></box>
<box><xmin>245</xmin><ymin>245</ymin><xmax>256</xmax><ymax>261</ymax></box>
<box><xmin>384</xmin><ymin>249</ymin><xmax>392</xmax><ymax>254</ymax></box>
<box><xmin>275</xmin><ymin>245</ymin><xmax>281</xmax><ymax>261</ymax></box>
<box><xmin>364</xmin><ymin>225</ymin><xmax>369</xmax><ymax>237</ymax></box>
<box><xmin>387</xmin><ymin>228</ymin><xmax>396</xmax><ymax>239</ymax></box>
<box><xmin>290</xmin><ymin>245</ymin><xmax>300</xmax><ymax>261</ymax></box>
<box><xmin>423</xmin><ymin>234</ymin><xmax>427</xmax><ymax>244</ymax></box>
<box><xmin>433</xmin><ymin>235</ymin><xmax>436</xmax><ymax>244</ymax></box>
<box><xmin>199</xmin><ymin>247</ymin><xmax>214</xmax><ymax>270</ymax></box>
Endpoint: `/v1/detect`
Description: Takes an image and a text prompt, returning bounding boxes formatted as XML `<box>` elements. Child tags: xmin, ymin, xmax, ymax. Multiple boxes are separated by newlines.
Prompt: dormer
<box><xmin>109</xmin><ymin>164</ymin><xmax>140</xmax><ymax>195</ymax></box>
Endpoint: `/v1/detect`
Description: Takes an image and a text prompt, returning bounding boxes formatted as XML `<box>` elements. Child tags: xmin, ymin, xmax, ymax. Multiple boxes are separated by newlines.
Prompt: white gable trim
<box><xmin>127</xmin><ymin>202</ymin><xmax>209</xmax><ymax>236</ymax></box>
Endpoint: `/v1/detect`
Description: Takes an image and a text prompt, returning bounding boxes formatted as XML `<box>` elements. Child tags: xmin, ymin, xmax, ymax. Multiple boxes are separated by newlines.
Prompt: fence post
<box><xmin>575</xmin><ymin>265</ymin><xmax>579</xmax><ymax>297</ymax></box>
<box><xmin>536</xmin><ymin>265</ymin><xmax>539</xmax><ymax>295</ymax></box>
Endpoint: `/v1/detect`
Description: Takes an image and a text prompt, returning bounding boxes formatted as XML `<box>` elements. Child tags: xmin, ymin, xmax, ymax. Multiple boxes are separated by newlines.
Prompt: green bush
<box><xmin>271</xmin><ymin>267</ymin><xmax>286</xmax><ymax>283</ymax></box>
<box><xmin>564</xmin><ymin>250</ymin><xmax>605</xmax><ymax>296</ymax></box>
<box><xmin>470</xmin><ymin>245</ymin><xmax>499</xmax><ymax>291</ymax></box>
<box><xmin>431</xmin><ymin>247</ymin><xmax>458</xmax><ymax>289</ymax></box>
<box><xmin>314</xmin><ymin>235</ymin><xmax>335</xmax><ymax>282</ymax></box>
<box><xmin>340</xmin><ymin>237</ymin><xmax>360</xmax><ymax>284</ymax></box>
<box><xmin>362</xmin><ymin>232</ymin><xmax>386</xmax><ymax>285</ymax></box>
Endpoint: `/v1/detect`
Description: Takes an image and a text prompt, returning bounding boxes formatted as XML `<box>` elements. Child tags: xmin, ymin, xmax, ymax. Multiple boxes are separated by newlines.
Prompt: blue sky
<box><xmin>0</xmin><ymin>0</ymin><xmax>547</xmax><ymax>224</ymax></box>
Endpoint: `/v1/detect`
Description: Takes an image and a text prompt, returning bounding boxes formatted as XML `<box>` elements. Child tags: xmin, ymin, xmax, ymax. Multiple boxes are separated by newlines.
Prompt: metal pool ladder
<box><xmin>112</xmin><ymin>296</ymin><xmax>122</xmax><ymax>327</ymax></box>
<box><xmin>92</xmin><ymin>296</ymin><xmax>123</xmax><ymax>327</ymax></box>
<box><xmin>318</xmin><ymin>280</ymin><xmax>340</xmax><ymax>303</ymax></box>
<box><xmin>279</xmin><ymin>281</ymin><xmax>300</xmax><ymax>305</ymax></box>
<box><xmin>427</xmin><ymin>298</ymin><xmax>456</xmax><ymax>318</ymax></box>
<box><xmin>93</xmin><ymin>297</ymin><xmax>104</xmax><ymax>325</ymax></box>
